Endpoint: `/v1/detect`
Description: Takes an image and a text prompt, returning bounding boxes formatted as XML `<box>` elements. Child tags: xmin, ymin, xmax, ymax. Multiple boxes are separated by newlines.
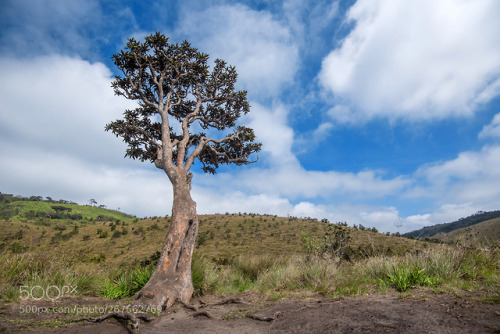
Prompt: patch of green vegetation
<box><xmin>379</xmin><ymin>266</ymin><xmax>435</xmax><ymax>292</ymax></box>
<box><xmin>484</xmin><ymin>293</ymin><xmax>500</xmax><ymax>304</ymax></box>
<box><xmin>99</xmin><ymin>266</ymin><xmax>155</xmax><ymax>299</ymax></box>
<box><xmin>0</xmin><ymin>192</ymin><xmax>136</xmax><ymax>223</ymax></box>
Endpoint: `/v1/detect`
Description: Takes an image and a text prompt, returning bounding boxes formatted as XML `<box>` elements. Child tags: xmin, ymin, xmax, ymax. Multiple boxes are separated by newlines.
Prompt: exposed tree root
<box><xmin>245</xmin><ymin>314</ymin><xmax>275</xmax><ymax>322</ymax></box>
<box><xmin>178</xmin><ymin>300</ymin><xmax>200</xmax><ymax>311</ymax></box>
<box><xmin>180</xmin><ymin>298</ymin><xmax>279</xmax><ymax>322</ymax></box>
<box><xmin>177</xmin><ymin>298</ymin><xmax>245</xmax><ymax>319</ymax></box>
<box><xmin>193</xmin><ymin>311</ymin><xmax>216</xmax><ymax>319</ymax></box>
<box><xmin>209</xmin><ymin>297</ymin><xmax>246</xmax><ymax>306</ymax></box>
<box><xmin>74</xmin><ymin>297</ymin><xmax>261</xmax><ymax>330</ymax></box>
<box><xmin>76</xmin><ymin>311</ymin><xmax>156</xmax><ymax>331</ymax></box>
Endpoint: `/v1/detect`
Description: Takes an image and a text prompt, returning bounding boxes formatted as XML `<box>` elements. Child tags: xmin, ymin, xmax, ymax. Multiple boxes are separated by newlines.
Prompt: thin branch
<box><xmin>176</xmin><ymin>98</ymin><xmax>202</xmax><ymax>165</ymax></box>
<box><xmin>183</xmin><ymin>133</ymin><xmax>240</xmax><ymax>171</ymax></box>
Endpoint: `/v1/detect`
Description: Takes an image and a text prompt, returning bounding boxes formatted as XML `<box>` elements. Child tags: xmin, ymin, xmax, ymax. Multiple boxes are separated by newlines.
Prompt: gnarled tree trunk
<box><xmin>133</xmin><ymin>177</ymin><xmax>198</xmax><ymax>310</ymax></box>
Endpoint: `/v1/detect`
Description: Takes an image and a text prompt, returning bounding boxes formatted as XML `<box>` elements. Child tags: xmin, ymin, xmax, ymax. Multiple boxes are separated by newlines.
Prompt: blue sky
<box><xmin>1</xmin><ymin>0</ymin><xmax>499</xmax><ymax>233</ymax></box>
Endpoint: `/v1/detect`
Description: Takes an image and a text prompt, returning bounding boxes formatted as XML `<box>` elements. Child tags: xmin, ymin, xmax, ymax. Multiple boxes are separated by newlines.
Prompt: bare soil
<box><xmin>1</xmin><ymin>290</ymin><xmax>499</xmax><ymax>333</ymax></box>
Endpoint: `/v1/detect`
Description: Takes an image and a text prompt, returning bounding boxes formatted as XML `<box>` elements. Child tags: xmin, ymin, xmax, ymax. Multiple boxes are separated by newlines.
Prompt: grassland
<box><xmin>1</xmin><ymin>200</ymin><xmax>135</xmax><ymax>223</ymax></box>
<box><xmin>432</xmin><ymin>218</ymin><xmax>500</xmax><ymax>246</ymax></box>
<box><xmin>0</xmin><ymin>213</ymin><xmax>498</xmax><ymax>304</ymax></box>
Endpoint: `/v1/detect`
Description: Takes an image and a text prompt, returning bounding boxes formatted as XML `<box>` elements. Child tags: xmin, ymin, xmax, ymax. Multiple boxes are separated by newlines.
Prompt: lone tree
<box><xmin>106</xmin><ymin>33</ymin><xmax>261</xmax><ymax>310</ymax></box>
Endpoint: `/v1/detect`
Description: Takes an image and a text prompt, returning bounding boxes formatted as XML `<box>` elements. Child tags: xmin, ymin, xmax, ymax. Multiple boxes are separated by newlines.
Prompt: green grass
<box><xmin>187</xmin><ymin>245</ymin><xmax>499</xmax><ymax>298</ymax></box>
<box><xmin>99</xmin><ymin>266</ymin><xmax>155</xmax><ymax>299</ymax></box>
<box><xmin>2</xmin><ymin>200</ymin><xmax>136</xmax><ymax>223</ymax></box>
<box><xmin>1</xmin><ymin>244</ymin><xmax>497</xmax><ymax>303</ymax></box>
<box><xmin>0</xmin><ymin>251</ymin><xmax>99</xmax><ymax>302</ymax></box>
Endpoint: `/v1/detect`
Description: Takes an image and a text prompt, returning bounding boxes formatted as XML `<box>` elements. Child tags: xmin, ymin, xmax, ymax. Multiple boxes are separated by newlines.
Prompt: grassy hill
<box><xmin>403</xmin><ymin>210</ymin><xmax>500</xmax><ymax>240</ymax></box>
<box><xmin>431</xmin><ymin>218</ymin><xmax>500</xmax><ymax>247</ymax></box>
<box><xmin>0</xmin><ymin>213</ymin><xmax>431</xmax><ymax>268</ymax></box>
<box><xmin>1</xmin><ymin>212</ymin><xmax>497</xmax><ymax>303</ymax></box>
<box><xmin>0</xmin><ymin>192</ymin><xmax>135</xmax><ymax>222</ymax></box>
<box><xmin>0</xmin><ymin>194</ymin><xmax>497</xmax><ymax>305</ymax></box>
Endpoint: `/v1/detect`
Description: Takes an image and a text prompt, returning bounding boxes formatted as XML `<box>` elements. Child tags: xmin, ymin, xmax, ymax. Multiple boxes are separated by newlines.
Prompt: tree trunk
<box><xmin>133</xmin><ymin>178</ymin><xmax>198</xmax><ymax>311</ymax></box>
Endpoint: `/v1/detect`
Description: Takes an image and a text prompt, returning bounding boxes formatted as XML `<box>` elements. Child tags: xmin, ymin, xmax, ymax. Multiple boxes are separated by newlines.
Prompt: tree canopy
<box><xmin>105</xmin><ymin>32</ymin><xmax>261</xmax><ymax>176</ymax></box>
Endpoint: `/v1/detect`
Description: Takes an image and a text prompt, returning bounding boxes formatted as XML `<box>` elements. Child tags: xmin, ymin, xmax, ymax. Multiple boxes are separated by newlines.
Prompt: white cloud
<box><xmin>290</xmin><ymin>201</ymin><xmax>327</xmax><ymax>218</ymax></box>
<box><xmin>0</xmin><ymin>0</ymin><xmax>103</xmax><ymax>57</ymax></box>
<box><xmin>177</xmin><ymin>3</ymin><xmax>299</xmax><ymax>99</ymax></box>
<box><xmin>193</xmin><ymin>189</ymin><xmax>294</xmax><ymax>216</ymax></box>
<box><xmin>282</xmin><ymin>0</ymin><xmax>340</xmax><ymax>37</ymax></box>
<box><xmin>245</xmin><ymin>103</ymin><xmax>298</xmax><ymax>166</ymax></box>
<box><xmin>479</xmin><ymin>113</ymin><xmax>500</xmax><ymax>139</ymax></box>
<box><xmin>410</xmin><ymin>145</ymin><xmax>500</xmax><ymax>215</ymax></box>
<box><xmin>0</xmin><ymin>56</ymin><xmax>166</xmax><ymax>216</ymax></box>
<box><xmin>320</xmin><ymin>0</ymin><xmax>500</xmax><ymax>122</ymax></box>
<box><xmin>197</xmin><ymin>163</ymin><xmax>410</xmax><ymax>204</ymax></box>
<box><xmin>405</xmin><ymin>214</ymin><xmax>431</xmax><ymax>228</ymax></box>
<box><xmin>360</xmin><ymin>207</ymin><xmax>399</xmax><ymax>231</ymax></box>
<box><xmin>0</xmin><ymin>142</ymin><xmax>170</xmax><ymax>217</ymax></box>
<box><xmin>0</xmin><ymin>56</ymin><xmax>137</xmax><ymax>166</ymax></box>
<box><xmin>421</xmin><ymin>145</ymin><xmax>500</xmax><ymax>185</ymax></box>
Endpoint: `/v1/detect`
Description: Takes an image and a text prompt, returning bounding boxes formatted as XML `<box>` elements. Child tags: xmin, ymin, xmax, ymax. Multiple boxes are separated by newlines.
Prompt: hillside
<box><xmin>1</xmin><ymin>197</ymin><xmax>498</xmax><ymax>334</ymax></box>
<box><xmin>403</xmin><ymin>210</ymin><xmax>500</xmax><ymax>239</ymax></box>
<box><xmin>0</xmin><ymin>192</ymin><xmax>135</xmax><ymax>222</ymax></box>
<box><xmin>0</xmin><ymin>191</ymin><xmax>438</xmax><ymax>265</ymax></box>
<box><xmin>0</xmin><ymin>213</ymin><xmax>433</xmax><ymax>268</ymax></box>
<box><xmin>431</xmin><ymin>218</ymin><xmax>500</xmax><ymax>246</ymax></box>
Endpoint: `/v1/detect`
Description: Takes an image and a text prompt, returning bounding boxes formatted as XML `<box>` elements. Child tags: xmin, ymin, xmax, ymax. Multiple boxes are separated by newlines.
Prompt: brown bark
<box><xmin>132</xmin><ymin>176</ymin><xmax>198</xmax><ymax>310</ymax></box>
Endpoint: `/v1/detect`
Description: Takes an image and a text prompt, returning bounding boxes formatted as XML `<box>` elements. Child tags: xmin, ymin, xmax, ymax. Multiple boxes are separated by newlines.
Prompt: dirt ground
<box><xmin>1</xmin><ymin>290</ymin><xmax>499</xmax><ymax>333</ymax></box>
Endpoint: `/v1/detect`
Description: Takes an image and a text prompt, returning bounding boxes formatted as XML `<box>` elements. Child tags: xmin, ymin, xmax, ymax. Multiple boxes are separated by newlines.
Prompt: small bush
<box><xmin>99</xmin><ymin>266</ymin><xmax>155</xmax><ymax>299</ymax></box>
<box><xmin>380</xmin><ymin>265</ymin><xmax>433</xmax><ymax>292</ymax></box>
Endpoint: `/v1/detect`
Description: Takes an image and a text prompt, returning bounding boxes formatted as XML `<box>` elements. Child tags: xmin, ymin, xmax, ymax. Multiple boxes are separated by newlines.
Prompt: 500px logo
<box><xmin>19</xmin><ymin>285</ymin><xmax>78</xmax><ymax>301</ymax></box>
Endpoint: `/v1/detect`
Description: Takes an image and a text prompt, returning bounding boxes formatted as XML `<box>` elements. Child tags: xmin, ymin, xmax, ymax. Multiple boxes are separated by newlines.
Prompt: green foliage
<box><xmin>196</xmin><ymin>232</ymin><xmax>208</xmax><ymax>248</ymax></box>
<box><xmin>111</xmin><ymin>230</ymin><xmax>122</xmax><ymax>239</ymax></box>
<box><xmin>10</xmin><ymin>241</ymin><xmax>28</xmax><ymax>253</ymax></box>
<box><xmin>380</xmin><ymin>266</ymin><xmax>434</xmax><ymax>292</ymax></box>
<box><xmin>97</xmin><ymin>229</ymin><xmax>108</xmax><ymax>238</ymax></box>
<box><xmin>302</xmin><ymin>224</ymin><xmax>351</xmax><ymax>260</ymax></box>
<box><xmin>0</xmin><ymin>192</ymin><xmax>135</xmax><ymax>222</ymax></box>
<box><xmin>0</xmin><ymin>252</ymin><xmax>97</xmax><ymax>302</ymax></box>
<box><xmin>99</xmin><ymin>266</ymin><xmax>155</xmax><ymax>299</ymax></box>
<box><xmin>106</xmin><ymin>32</ymin><xmax>261</xmax><ymax>174</ymax></box>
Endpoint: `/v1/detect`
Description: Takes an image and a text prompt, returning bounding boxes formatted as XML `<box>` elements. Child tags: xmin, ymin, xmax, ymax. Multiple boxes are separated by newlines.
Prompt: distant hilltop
<box><xmin>403</xmin><ymin>210</ymin><xmax>500</xmax><ymax>241</ymax></box>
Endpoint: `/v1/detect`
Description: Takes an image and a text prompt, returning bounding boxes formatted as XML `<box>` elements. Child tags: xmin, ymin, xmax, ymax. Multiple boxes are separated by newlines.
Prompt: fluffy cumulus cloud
<box><xmin>401</xmin><ymin>144</ymin><xmax>500</xmax><ymax>228</ymax></box>
<box><xmin>0</xmin><ymin>0</ymin><xmax>103</xmax><ymax>57</ymax></box>
<box><xmin>240</xmin><ymin>167</ymin><xmax>410</xmax><ymax>200</ymax></box>
<box><xmin>0</xmin><ymin>56</ymin><xmax>136</xmax><ymax>165</ymax></box>
<box><xmin>0</xmin><ymin>55</ymin><xmax>171</xmax><ymax>216</ymax></box>
<box><xmin>360</xmin><ymin>207</ymin><xmax>399</xmax><ymax>230</ymax></box>
<box><xmin>479</xmin><ymin>113</ymin><xmax>500</xmax><ymax>139</ymax></box>
<box><xmin>245</xmin><ymin>103</ymin><xmax>297</xmax><ymax>166</ymax></box>
<box><xmin>177</xmin><ymin>3</ymin><xmax>299</xmax><ymax>99</ymax></box>
<box><xmin>0</xmin><ymin>143</ymin><xmax>172</xmax><ymax>216</ymax></box>
<box><xmin>320</xmin><ymin>0</ymin><xmax>500</xmax><ymax>122</ymax></box>
<box><xmin>417</xmin><ymin>145</ymin><xmax>500</xmax><ymax>204</ymax></box>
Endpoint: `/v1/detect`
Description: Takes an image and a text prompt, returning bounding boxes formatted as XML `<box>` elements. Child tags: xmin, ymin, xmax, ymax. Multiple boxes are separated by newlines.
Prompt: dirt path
<box><xmin>1</xmin><ymin>291</ymin><xmax>499</xmax><ymax>333</ymax></box>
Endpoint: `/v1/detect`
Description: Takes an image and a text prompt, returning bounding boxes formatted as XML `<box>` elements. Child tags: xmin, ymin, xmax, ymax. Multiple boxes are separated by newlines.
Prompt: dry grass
<box><xmin>0</xmin><ymin>214</ymin><xmax>498</xmax><ymax>302</ymax></box>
